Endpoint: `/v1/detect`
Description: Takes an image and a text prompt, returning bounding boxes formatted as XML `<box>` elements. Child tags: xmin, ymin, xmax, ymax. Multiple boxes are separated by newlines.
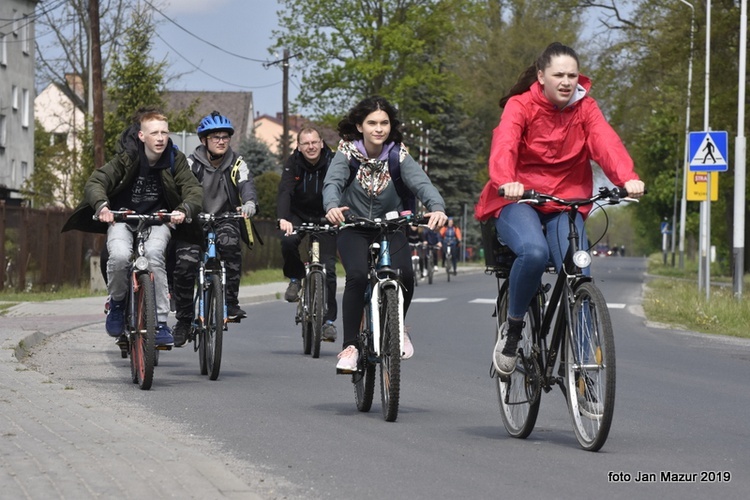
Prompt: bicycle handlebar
<box><xmin>340</xmin><ymin>212</ymin><xmax>431</xmax><ymax>230</ymax></box>
<box><xmin>497</xmin><ymin>186</ymin><xmax>642</xmax><ymax>206</ymax></box>
<box><xmin>92</xmin><ymin>210</ymin><xmax>182</xmax><ymax>223</ymax></box>
<box><xmin>199</xmin><ymin>212</ymin><xmax>247</xmax><ymax>222</ymax></box>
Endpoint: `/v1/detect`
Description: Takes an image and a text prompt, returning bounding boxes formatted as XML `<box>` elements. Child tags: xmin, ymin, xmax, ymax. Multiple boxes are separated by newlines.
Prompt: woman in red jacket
<box><xmin>475</xmin><ymin>42</ymin><xmax>645</xmax><ymax>376</ymax></box>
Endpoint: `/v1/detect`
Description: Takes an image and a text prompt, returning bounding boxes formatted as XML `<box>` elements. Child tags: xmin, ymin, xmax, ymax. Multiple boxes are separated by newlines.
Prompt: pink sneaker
<box><xmin>336</xmin><ymin>345</ymin><xmax>359</xmax><ymax>371</ymax></box>
<box><xmin>402</xmin><ymin>330</ymin><xmax>414</xmax><ymax>360</ymax></box>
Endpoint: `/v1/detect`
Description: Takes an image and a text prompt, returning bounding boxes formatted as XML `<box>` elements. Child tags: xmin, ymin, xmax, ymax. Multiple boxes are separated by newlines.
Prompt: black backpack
<box><xmin>346</xmin><ymin>144</ymin><xmax>417</xmax><ymax>213</ymax></box>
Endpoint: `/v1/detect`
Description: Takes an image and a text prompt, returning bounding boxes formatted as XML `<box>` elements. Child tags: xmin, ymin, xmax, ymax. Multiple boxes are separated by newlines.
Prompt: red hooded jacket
<box><xmin>474</xmin><ymin>75</ymin><xmax>639</xmax><ymax>221</ymax></box>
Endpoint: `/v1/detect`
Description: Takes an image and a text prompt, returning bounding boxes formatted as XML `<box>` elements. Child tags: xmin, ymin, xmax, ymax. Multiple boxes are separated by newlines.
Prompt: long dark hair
<box><xmin>498</xmin><ymin>42</ymin><xmax>580</xmax><ymax>108</ymax></box>
<box><xmin>337</xmin><ymin>96</ymin><xmax>404</xmax><ymax>143</ymax></box>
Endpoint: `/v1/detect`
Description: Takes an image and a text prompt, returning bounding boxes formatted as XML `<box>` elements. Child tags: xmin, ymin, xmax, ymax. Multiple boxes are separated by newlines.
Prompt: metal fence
<box><xmin>0</xmin><ymin>203</ymin><xmax>283</xmax><ymax>292</ymax></box>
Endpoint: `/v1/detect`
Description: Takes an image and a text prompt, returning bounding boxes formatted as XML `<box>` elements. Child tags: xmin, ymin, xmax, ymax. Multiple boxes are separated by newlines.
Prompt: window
<box><xmin>12</xmin><ymin>85</ymin><xmax>18</xmax><ymax>110</ymax></box>
<box><xmin>13</xmin><ymin>12</ymin><xmax>20</xmax><ymax>36</ymax></box>
<box><xmin>21</xmin><ymin>162</ymin><xmax>28</xmax><ymax>182</ymax></box>
<box><xmin>0</xmin><ymin>33</ymin><xmax>6</xmax><ymax>66</ymax></box>
<box><xmin>21</xmin><ymin>89</ymin><xmax>29</xmax><ymax>128</ymax></box>
<box><xmin>21</xmin><ymin>15</ymin><xmax>30</xmax><ymax>55</ymax></box>
<box><xmin>0</xmin><ymin>114</ymin><xmax>6</xmax><ymax>148</ymax></box>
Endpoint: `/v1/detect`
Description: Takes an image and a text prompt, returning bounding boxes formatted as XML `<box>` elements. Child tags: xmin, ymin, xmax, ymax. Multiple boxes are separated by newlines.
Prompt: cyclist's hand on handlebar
<box><xmin>97</xmin><ymin>206</ymin><xmax>114</xmax><ymax>224</ymax></box>
<box><xmin>624</xmin><ymin>179</ymin><xmax>645</xmax><ymax>199</ymax></box>
<box><xmin>500</xmin><ymin>182</ymin><xmax>524</xmax><ymax>201</ymax></box>
<box><xmin>424</xmin><ymin>211</ymin><xmax>447</xmax><ymax>230</ymax></box>
<box><xmin>170</xmin><ymin>211</ymin><xmax>186</xmax><ymax>225</ymax></box>
<box><xmin>279</xmin><ymin>218</ymin><xmax>294</xmax><ymax>235</ymax></box>
<box><xmin>326</xmin><ymin>206</ymin><xmax>349</xmax><ymax>226</ymax></box>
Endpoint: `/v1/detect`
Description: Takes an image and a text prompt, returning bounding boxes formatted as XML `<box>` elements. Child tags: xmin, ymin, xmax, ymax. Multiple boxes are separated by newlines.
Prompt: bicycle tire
<box><xmin>445</xmin><ymin>252</ymin><xmax>451</xmax><ymax>282</ymax></box>
<box><xmin>494</xmin><ymin>281</ymin><xmax>541</xmax><ymax>438</ymax></box>
<box><xmin>412</xmin><ymin>256</ymin><xmax>420</xmax><ymax>288</ymax></box>
<box><xmin>131</xmin><ymin>273</ymin><xmax>156</xmax><ymax>390</ymax></box>
<box><xmin>205</xmin><ymin>273</ymin><xmax>224</xmax><ymax>380</ymax></box>
<box><xmin>379</xmin><ymin>287</ymin><xmax>401</xmax><ymax>422</ymax></box>
<box><xmin>563</xmin><ymin>281</ymin><xmax>615</xmax><ymax>451</ymax></box>
<box><xmin>354</xmin><ymin>312</ymin><xmax>375</xmax><ymax>412</ymax></box>
<box><xmin>427</xmin><ymin>253</ymin><xmax>434</xmax><ymax>285</ymax></box>
<box><xmin>301</xmin><ymin>278</ymin><xmax>313</xmax><ymax>355</ymax></box>
<box><xmin>311</xmin><ymin>273</ymin><xmax>324</xmax><ymax>359</ymax></box>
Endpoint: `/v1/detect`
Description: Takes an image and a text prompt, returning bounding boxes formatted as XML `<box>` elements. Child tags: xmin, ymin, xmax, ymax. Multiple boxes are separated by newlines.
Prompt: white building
<box><xmin>0</xmin><ymin>0</ymin><xmax>39</xmax><ymax>205</ymax></box>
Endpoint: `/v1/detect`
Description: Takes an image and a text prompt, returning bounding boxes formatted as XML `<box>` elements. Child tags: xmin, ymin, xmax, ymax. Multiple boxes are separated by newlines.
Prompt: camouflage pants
<box><xmin>172</xmin><ymin>220</ymin><xmax>243</xmax><ymax>323</ymax></box>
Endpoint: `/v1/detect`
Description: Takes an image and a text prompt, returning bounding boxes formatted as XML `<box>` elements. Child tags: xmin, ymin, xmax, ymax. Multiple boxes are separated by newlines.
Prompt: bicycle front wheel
<box><xmin>564</xmin><ymin>281</ymin><xmax>615</xmax><ymax>451</ymax></box>
<box><xmin>494</xmin><ymin>281</ymin><xmax>541</xmax><ymax>438</ymax></box>
<box><xmin>354</xmin><ymin>311</ymin><xmax>375</xmax><ymax>412</ymax></box>
<box><xmin>131</xmin><ymin>273</ymin><xmax>156</xmax><ymax>390</ymax></box>
<box><xmin>379</xmin><ymin>287</ymin><xmax>402</xmax><ymax>422</ymax></box>
<box><xmin>310</xmin><ymin>273</ymin><xmax>324</xmax><ymax>359</ymax></box>
<box><xmin>427</xmin><ymin>253</ymin><xmax>434</xmax><ymax>285</ymax></box>
<box><xmin>204</xmin><ymin>273</ymin><xmax>224</xmax><ymax>380</ymax></box>
<box><xmin>300</xmin><ymin>279</ymin><xmax>313</xmax><ymax>355</ymax></box>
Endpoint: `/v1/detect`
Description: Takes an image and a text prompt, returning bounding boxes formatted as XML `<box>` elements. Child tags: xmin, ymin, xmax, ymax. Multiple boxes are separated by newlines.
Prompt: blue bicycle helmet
<box><xmin>197</xmin><ymin>111</ymin><xmax>234</xmax><ymax>138</ymax></box>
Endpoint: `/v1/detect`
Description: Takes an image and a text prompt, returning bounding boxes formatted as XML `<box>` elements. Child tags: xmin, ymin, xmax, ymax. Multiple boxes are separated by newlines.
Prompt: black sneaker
<box><xmin>227</xmin><ymin>305</ymin><xmax>247</xmax><ymax>321</ymax></box>
<box><xmin>172</xmin><ymin>321</ymin><xmax>192</xmax><ymax>347</ymax></box>
<box><xmin>284</xmin><ymin>280</ymin><xmax>301</xmax><ymax>302</ymax></box>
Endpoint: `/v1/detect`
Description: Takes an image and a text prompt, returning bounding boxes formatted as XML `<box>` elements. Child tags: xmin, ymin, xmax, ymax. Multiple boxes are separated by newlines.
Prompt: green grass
<box><xmin>644</xmin><ymin>254</ymin><xmax>750</xmax><ymax>339</ymax></box>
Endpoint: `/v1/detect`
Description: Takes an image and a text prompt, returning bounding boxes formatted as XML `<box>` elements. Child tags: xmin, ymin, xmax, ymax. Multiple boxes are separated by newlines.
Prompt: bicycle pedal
<box><xmin>156</xmin><ymin>345</ymin><xmax>173</xmax><ymax>351</ymax></box>
<box><xmin>336</xmin><ymin>368</ymin><xmax>356</xmax><ymax>375</ymax></box>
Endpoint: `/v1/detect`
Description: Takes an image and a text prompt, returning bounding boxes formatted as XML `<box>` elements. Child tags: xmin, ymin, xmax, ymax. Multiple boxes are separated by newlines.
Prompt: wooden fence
<box><xmin>0</xmin><ymin>203</ymin><xmax>283</xmax><ymax>292</ymax></box>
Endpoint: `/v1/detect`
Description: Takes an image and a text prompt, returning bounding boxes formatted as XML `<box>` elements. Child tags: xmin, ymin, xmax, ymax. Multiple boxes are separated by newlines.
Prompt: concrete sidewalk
<box><xmin>0</xmin><ymin>281</ymin><xmax>290</xmax><ymax>499</ymax></box>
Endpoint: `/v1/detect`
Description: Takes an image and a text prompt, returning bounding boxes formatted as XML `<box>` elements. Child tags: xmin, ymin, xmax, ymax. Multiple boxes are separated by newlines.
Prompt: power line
<box><xmin>155</xmin><ymin>32</ymin><xmax>282</xmax><ymax>90</ymax></box>
<box><xmin>144</xmin><ymin>0</ymin><xmax>270</xmax><ymax>64</ymax></box>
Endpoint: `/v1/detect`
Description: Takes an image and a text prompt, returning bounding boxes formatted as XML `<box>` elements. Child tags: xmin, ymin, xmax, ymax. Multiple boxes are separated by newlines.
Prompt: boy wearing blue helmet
<box><xmin>171</xmin><ymin>111</ymin><xmax>258</xmax><ymax>346</ymax></box>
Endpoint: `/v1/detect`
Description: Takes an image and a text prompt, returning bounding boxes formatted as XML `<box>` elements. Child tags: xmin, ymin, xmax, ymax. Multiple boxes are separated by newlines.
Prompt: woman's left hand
<box><xmin>424</xmin><ymin>211</ymin><xmax>448</xmax><ymax>230</ymax></box>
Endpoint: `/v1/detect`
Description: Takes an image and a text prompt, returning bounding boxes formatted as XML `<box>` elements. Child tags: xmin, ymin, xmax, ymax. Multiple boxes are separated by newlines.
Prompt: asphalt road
<box><xmin>29</xmin><ymin>258</ymin><xmax>750</xmax><ymax>499</ymax></box>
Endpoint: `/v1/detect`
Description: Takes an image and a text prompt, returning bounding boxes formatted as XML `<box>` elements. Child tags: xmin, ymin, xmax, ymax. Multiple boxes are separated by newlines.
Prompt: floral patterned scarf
<box><xmin>337</xmin><ymin>140</ymin><xmax>407</xmax><ymax>197</ymax></box>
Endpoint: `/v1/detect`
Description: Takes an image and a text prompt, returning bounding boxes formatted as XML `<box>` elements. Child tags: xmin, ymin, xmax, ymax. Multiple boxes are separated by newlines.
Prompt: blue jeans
<box><xmin>495</xmin><ymin>203</ymin><xmax>588</xmax><ymax>320</ymax></box>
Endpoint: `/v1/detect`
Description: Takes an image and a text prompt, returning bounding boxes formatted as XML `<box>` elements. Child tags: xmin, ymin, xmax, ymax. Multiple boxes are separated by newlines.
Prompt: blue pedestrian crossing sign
<box><xmin>689</xmin><ymin>131</ymin><xmax>728</xmax><ymax>171</ymax></box>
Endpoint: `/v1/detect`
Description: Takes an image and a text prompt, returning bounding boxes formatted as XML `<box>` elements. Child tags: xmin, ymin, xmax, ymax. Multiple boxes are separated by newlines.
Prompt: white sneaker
<box><xmin>493</xmin><ymin>322</ymin><xmax>518</xmax><ymax>376</ymax></box>
<box><xmin>336</xmin><ymin>345</ymin><xmax>359</xmax><ymax>371</ymax></box>
<box><xmin>433</xmin><ymin>265</ymin><xmax>439</xmax><ymax>271</ymax></box>
<box><xmin>402</xmin><ymin>329</ymin><xmax>414</xmax><ymax>359</ymax></box>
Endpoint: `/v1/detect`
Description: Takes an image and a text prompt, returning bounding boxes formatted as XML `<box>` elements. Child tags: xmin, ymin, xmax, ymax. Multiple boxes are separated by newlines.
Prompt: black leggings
<box><xmin>337</xmin><ymin>227</ymin><xmax>414</xmax><ymax>348</ymax></box>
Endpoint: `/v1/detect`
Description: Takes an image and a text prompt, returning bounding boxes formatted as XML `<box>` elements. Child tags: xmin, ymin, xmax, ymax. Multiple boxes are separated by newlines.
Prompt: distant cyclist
<box><xmin>474</xmin><ymin>42</ymin><xmax>644</xmax><ymax>375</ymax></box>
<box><xmin>277</xmin><ymin>127</ymin><xmax>339</xmax><ymax>342</ymax></box>
<box><xmin>439</xmin><ymin>217</ymin><xmax>461</xmax><ymax>275</ymax></box>
<box><xmin>171</xmin><ymin>111</ymin><xmax>258</xmax><ymax>347</ymax></box>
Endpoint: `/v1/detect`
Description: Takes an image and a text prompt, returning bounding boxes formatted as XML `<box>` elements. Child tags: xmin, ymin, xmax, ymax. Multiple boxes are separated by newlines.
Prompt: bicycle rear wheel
<box><xmin>563</xmin><ymin>281</ymin><xmax>615</xmax><ymax>451</ymax></box>
<box><xmin>354</xmin><ymin>311</ymin><xmax>375</xmax><ymax>412</ymax></box>
<box><xmin>494</xmin><ymin>281</ymin><xmax>541</xmax><ymax>438</ymax></box>
<box><xmin>379</xmin><ymin>287</ymin><xmax>401</xmax><ymax>422</ymax></box>
<box><xmin>204</xmin><ymin>273</ymin><xmax>224</xmax><ymax>380</ymax></box>
<box><xmin>131</xmin><ymin>273</ymin><xmax>156</xmax><ymax>390</ymax></box>
<box><xmin>310</xmin><ymin>273</ymin><xmax>324</xmax><ymax>359</ymax></box>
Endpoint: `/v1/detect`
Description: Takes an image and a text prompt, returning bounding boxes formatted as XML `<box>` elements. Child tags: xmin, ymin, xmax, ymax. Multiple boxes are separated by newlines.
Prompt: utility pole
<box><xmin>88</xmin><ymin>0</ymin><xmax>104</xmax><ymax>169</ymax></box>
<box><xmin>734</xmin><ymin>0</ymin><xmax>747</xmax><ymax>298</ymax></box>
<box><xmin>264</xmin><ymin>50</ymin><xmax>300</xmax><ymax>160</ymax></box>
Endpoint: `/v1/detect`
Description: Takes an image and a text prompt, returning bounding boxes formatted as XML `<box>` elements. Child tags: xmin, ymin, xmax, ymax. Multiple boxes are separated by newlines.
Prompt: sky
<box><xmin>150</xmin><ymin>0</ymin><xmax>298</xmax><ymax>118</ymax></box>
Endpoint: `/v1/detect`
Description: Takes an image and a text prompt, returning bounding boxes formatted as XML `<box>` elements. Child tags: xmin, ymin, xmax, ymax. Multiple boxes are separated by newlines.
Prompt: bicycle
<box><xmin>183</xmin><ymin>212</ymin><xmax>246</xmax><ymax>380</ymax></box>
<box><xmin>444</xmin><ymin>243</ymin><xmax>453</xmax><ymax>282</ymax></box>
<box><xmin>290</xmin><ymin>220</ymin><xmax>339</xmax><ymax>359</ymax></box>
<box><xmin>339</xmin><ymin>211</ymin><xmax>425</xmax><ymax>422</ymax></box>
<box><xmin>99</xmin><ymin>210</ymin><xmax>177</xmax><ymax>391</ymax></box>
<box><xmin>484</xmin><ymin>187</ymin><xmax>638</xmax><ymax>451</ymax></box>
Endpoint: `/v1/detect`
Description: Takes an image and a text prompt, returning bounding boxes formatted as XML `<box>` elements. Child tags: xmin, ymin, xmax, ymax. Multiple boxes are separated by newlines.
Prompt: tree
<box><xmin>23</xmin><ymin>120</ymin><xmax>77</xmax><ymax>208</ymax></box>
<box><xmin>254</xmin><ymin>171</ymin><xmax>282</xmax><ymax>219</ymax></box>
<box><xmin>236</xmin><ymin>135</ymin><xmax>280</xmax><ymax>177</ymax></box>
<box><xmin>274</xmin><ymin>0</ymin><xmax>466</xmax><ymax>119</ymax></box>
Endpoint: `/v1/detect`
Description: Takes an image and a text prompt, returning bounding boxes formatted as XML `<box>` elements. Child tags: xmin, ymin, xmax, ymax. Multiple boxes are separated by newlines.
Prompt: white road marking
<box><xmin>411</xmin><ymin>298</ymin><xmax>448</xmax><ymax>303</ymax></box>
<box><xmin>469</xmin><ymin>299</ymin><xmax>496</xmax><ymax>304</ymax></box>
